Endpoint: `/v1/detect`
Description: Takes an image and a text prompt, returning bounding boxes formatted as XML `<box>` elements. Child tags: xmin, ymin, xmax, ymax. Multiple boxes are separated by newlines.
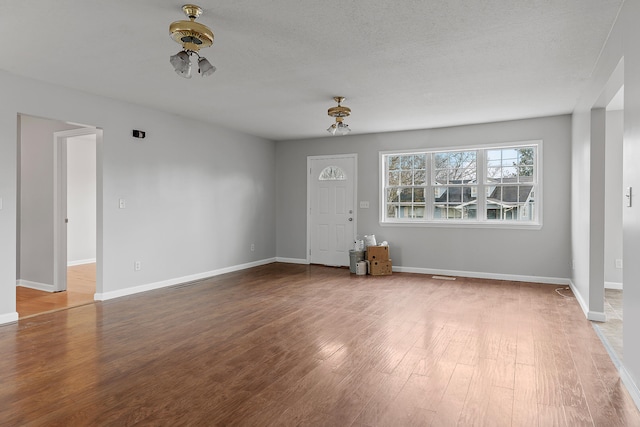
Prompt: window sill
<box><xmin>379</xmin><ymin>220</ymin><xmax>542</xmax><ymax>230</ymax></box>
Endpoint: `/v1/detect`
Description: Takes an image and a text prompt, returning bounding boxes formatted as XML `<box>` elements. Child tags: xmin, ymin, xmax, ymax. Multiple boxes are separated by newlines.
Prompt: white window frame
<box><xmin>379</xmin><ymin>140</ymin><xmax>542</xmax><ymax>229</ymax></box>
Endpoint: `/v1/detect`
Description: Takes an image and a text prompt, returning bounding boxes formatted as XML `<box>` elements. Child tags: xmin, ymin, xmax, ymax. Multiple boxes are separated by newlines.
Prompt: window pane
<box><xmin>517</xmin><ymin>147</ymin><xmax>535</xmax><ymax>166</ymax></box>
<box><xmin>414</xmin><ymin>155</ymin><xmax>426</xmax><ymax>169</ymax></box>
<box><xmin>415</xmin><ymin>187</ymin><xmax>425</xmax><ymax>203</ymax></box>
<box><xmin>386</xmin><ymin>205</ymin><xmax>398</xmax><ymax>219</ymax></box>
<box><xmin>433</xmin><ymin>186</ymin><xmax>477</xmax><ymax>220</ymax></box>
<box><xmin>401</xmin><ymin>171</ymin><xmax>413</xmax><ymax>185</ymax></box>
<box><xmin>486</xmin><ymin>185</ymin><xmax>534</xmax><ymax>220</ymax></box>
<box><xmin>388</xmin><ymin>156</ymin><xmax>401</xmax><ymax>171</ymax></box>
<box><xmin>400</xmin><ymin>188</ymin><xmax>413</xmax><ymax>202</ymax></box>
<box><xmin>486</xmin><ymin>147</ymin><xmax>536</xmax><ymax>185</ymax></box>
<box><xmin>401</xmin><ymin>155</ymin><xmax>413</xmax><ymax>170</ymax></box>
<box><xmin>433</xmin><ymin>150</ymin><xmax>476</xmax><ymax>184</ymax></box>
<box><xmin>386</xmin><ymin>187</ymin><xmax>400</xmax><ymax>202</ymax></box>
<box><xmin>388</xmin><ymin>171</ymin><xmax>400</xmax><ymax>186</ymax></box>
<box><xmin>414</xmin><ymin>170</ymin><xmax>426</xmax><ymax>185</ymax></box>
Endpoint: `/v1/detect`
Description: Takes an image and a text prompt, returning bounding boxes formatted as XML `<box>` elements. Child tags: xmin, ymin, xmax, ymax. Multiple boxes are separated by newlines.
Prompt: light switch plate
<box><xmin>359</xmin><ymin>201</ymin><xmax>370</xmax><ymax>209</ymax></box>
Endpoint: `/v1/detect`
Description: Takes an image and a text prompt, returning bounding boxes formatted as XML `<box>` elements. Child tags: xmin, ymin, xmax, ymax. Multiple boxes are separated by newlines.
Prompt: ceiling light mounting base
<box><xmin>182</xmin><ymin>4</ymin><xmax>203</xmax><ymax>20</ymax></box>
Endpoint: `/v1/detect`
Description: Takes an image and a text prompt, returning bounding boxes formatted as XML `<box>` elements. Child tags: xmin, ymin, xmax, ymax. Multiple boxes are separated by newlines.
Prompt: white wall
<box><xmin>604</xmin><ymin>110</ymin><xmax>623</xmax><ymax>287</ymax></box>
<box><xmin>276</xmin><ymin>115</ymin><xmax>572</xmax><ymax>282</ymax></box>
<box><xmin>572</xmin><ymin>0</ymin><xmax>640</xmax><ymax>407</ymax></box>
<box><xmin>0</xmin><ymin>70</ymin><xmax>276</xmax><ymax>322</ymax></box>
<box><xmin>19</xmin><ymin>115</ymin><xmax>80</xmax><ymax>287</ymax></box>
<box><xmin>67</xmin><ymin>134</ymin><xmax>96</xmax><ymax>265</ymax></box>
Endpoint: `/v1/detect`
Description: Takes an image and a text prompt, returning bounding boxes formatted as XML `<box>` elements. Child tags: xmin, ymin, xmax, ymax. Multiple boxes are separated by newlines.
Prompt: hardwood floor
<box><xmin>16</xmin><ymin>263</ymin><xmax>96</xmax><ymax>318</ymax></box>
<box><xmin>1</xmin><ymin>263</ymin><xmax>639</xmax><ymax>426</ymax></box>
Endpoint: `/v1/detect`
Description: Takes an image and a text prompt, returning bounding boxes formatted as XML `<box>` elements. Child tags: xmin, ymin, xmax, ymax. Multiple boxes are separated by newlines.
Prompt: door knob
<box><xmin>348</xmin><ymin>218</ymin><xmax>353</xmax><ymax>221</ymax></box>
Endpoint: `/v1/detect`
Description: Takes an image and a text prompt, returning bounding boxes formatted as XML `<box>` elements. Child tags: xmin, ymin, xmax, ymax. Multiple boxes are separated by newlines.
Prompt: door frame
<box><xmin>53</xmin><ymin>127</ymin><xmax>102</xmax><ymax>293</ymax></box>
<box><xmin>306</xmin><ymin>153</ymin><xmax>358</xmax><ymax>264</ymax></box>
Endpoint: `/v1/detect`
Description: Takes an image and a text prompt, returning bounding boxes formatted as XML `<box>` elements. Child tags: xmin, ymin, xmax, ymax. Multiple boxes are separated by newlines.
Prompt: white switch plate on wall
<box><xmin>359</xmin><ymin>201</ymin><xmax>370</xmax><ymax>209</ymax></box>
<box><xmin>615</xmin><ymin>259</ymin><xmax>623</xmax><ymax>269</ymax></box>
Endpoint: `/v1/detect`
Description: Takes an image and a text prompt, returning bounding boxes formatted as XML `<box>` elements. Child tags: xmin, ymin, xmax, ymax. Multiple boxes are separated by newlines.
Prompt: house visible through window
<box><xmin>381</xmin><ymin>141</ymin><xmax>540</xmax><ymax>226</ymax></box>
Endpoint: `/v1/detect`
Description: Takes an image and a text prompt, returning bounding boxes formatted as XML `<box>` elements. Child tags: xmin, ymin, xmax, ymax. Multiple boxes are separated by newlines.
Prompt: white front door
<box><xmin>308</xmin><ymin>154</ymin><xmax>357</xmax><ymax>266</ymax></box>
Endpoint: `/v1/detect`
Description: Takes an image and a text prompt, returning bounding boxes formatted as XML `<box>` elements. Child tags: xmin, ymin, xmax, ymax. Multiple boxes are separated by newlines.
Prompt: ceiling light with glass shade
<box><xmin>169</xmin><ymin>4</ymin><xmax>216</xmax><ymax>78</ymax></box>
<box><xmin>327</xmin><ymin>97</ymin><xmax>352</xmax><ymax>136</ymax></box>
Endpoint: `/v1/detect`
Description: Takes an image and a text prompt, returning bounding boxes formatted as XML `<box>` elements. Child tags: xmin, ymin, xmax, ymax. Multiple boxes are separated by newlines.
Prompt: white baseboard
<box><xmin>592</xmin><ymin>323</ymin><xmax>640</xmax><ymax>412</ymax></box>
<box><xmin>275</xmin><ymin>257</ymin><xmax>309</xmax><ymax>265</ymax></box>
<box><xmin>0</xmin><ymin>312</ymin><xmax>19</xmax><ymax>326</ymax></box>
<box><xmin>17</xmin><ymin>279</ymin><xmax>55</xmax><ymax>292</ymax></box>
<box><xmin>587</xmin><ymin>311</ymin><xmax>607</xmax><ymax>322</ymax></box>
<box><xmin>621</xmin><ymin>364</ymin><xmax>640</xmax><ymax>412</ymax></box>
<box><xmin>392</xmin><ymin>265</ymin><xmax>571</xmax><ymax>285</ymax></box>
<box><xmin>605</xmin><ymin>281</ymin><xmax>623</xmax><ymax>290</ymax></box>
<box><xmin>94</xmin><ymin>257</ymin><xmax>277</xmax><ymax>301</ymax></box>
<box><xmin>68</xmin><ymin>258</ymin><xmax>96</xmax><ymax>267</ymax></box>
<box><xmin>568</xmin><ymin>280</ymin><xmax>607</xmax><ymax>322</ymax></box>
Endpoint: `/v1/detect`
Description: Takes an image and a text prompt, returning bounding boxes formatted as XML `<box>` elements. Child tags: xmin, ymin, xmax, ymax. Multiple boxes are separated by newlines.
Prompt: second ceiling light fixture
<box><xmin>169</xmin><ymin>4</ymin><xmax>216</xmax><ymax>78</ymax></box>
<box><xmin>327</xmin><ymin>97</ymin><xmax>352</xmax><ymax>136</ymax></box>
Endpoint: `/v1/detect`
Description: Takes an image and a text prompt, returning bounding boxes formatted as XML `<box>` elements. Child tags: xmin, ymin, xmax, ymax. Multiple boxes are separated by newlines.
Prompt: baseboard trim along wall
<box><xmin>275</xmin><ymin>257</ymin><xmax>309</xmax><ymax>264</ymax></box>
<box><xmin>68</xmin><ymin>258</ymin><xmax>97</xmax><ymax>267</ymax></box>
<box><xmin>94</xmin><ymin>258</ymin><xmax>277</xmax><ymax>301</ymax></box>
<box><xmin>605</xmin><ymin>281</ymin><xmax>623</xmax><ymax>290</ymax></box>
<box><xmin>16</xmin><ymin>279</ymin><xmax>55</xmax><ymax>292</ymax></box>
<box><xmin>621</xmin><ymin>364</ymin><xmax>640</xmax><ymax>412</ymax></box>
<box><xmin>392</xmin><ymin>265</ymin><xmax>571</xmax><ymax>286</ymax></box>
<box><xmin>592</xmin><ymin>322</ymin><xmax>640</xmax><ymax>412</ymax></box>
<box><xmin>0</xmin><ymin>312</ymin><xmax>19</xmax><ymax>325</ymax></box>
<box><xmin>568</xmin><ymin>280</ymin><xmax>607</xmax><ymax>322</ymax></box>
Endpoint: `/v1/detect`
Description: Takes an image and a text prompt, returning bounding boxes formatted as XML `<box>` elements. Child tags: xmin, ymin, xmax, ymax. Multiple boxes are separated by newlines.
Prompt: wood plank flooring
<box><xmin>16</xmin><ymin>263</ymin><xmax>96</xmax><ymax>318</ymax></box>
<box><xmin>1</xmin><ymin>263</ymin><xmax>638</xmax><ymax>426</ymax></box>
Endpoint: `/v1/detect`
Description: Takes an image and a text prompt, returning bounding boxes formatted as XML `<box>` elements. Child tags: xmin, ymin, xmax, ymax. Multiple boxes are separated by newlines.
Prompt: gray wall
<box><xmin>19</xmin><ymin>115</ymin><xmax>80</xmax><ymax>286</ymax></box>
<box><xmin>0</xmin><ymin>70</ymin><xmax>276</xmax><ymax>321</ymax></box>
<box><xmin>604</xmin><ymin>110</ymin><xmax>623</xmax><ymax>286</ymax></box>
<box><xmin>572</xmin><ymin>0</ymin><xmax>640</xmax><ymax>404</ymax></box>
<box><xmin>277</xmin><ymin>115</ymin><xmax>572</xmax><ymax>281</ymax></box>
<box><xmin>67</xmin><ymin>134</ymin><xmax>97</xmax><ymax>264</ymax></box>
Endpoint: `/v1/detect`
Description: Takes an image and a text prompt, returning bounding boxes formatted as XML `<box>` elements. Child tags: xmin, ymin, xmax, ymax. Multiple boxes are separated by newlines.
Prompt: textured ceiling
<box><xmin>0</xmin><ymin>1</ymin><xmax>623</xmax><ymax>140</ymax></box>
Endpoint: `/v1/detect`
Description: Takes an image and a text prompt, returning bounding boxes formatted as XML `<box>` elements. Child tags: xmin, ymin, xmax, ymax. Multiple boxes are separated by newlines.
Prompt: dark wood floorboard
<box><xmin>1</xmin><ymin>263</ymin><xmax>638</xmax><ymax>426</ymax></box>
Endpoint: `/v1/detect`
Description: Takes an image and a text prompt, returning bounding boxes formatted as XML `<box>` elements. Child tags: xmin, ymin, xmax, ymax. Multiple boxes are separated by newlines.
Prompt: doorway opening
<box><xmin>16</xmin><ymin>115</ymin><xmax>102</xmax><ymax>318</ymax></box>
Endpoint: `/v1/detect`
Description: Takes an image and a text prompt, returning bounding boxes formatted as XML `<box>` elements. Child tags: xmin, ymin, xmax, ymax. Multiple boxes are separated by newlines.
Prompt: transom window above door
<box><xmin>319</xmin><ymin>166</ymin><xmax>346</xmax><ymax>181</ymax></box>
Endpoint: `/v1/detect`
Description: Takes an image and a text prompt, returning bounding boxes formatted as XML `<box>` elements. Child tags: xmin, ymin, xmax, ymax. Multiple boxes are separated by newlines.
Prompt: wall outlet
<box><xmin>572</xmin><ymin>260</ymin><xmax>575</xmax><ymax>270</ymax></box>
<box><xmin>134</xmin><ymin>261</ymin><xmax>141</xmax><ymax>271</ymax></box>
<box><xmin>0</xmin><ymin>197</ymin><xmax>3</xmax><ymax>210</ymax></box>
<box><xmin>119</xmin><ymin>198</ymin><xmax>126</xmax><ymax>209</ymax></box>
<box><xmin>615</xmin><ymin>259</ymin><xmax>623</xmax><ymax>269</ymax></box>
<box><xmin>251</xmin><ymin>243</ymin><xmax>255</xmax><ymax>252</ymax></box>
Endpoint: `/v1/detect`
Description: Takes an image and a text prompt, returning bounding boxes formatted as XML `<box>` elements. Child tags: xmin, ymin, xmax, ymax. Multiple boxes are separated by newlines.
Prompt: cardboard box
<box><xmin>366</xmin><ymin>245</ymin><xmax>390</xmax><ymax>261</ymax></box>
<box><xmin>369</xmin><ymin>259</ymin><xmax>392</xmax><ymax>276</ymax></box>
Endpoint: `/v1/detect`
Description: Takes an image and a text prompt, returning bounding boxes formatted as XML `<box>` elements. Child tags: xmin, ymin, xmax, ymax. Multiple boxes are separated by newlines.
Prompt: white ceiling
<box><xmin>0</xmin><ymin>1</ymin><xmax>623</xmax><ymax>140</ymax></box>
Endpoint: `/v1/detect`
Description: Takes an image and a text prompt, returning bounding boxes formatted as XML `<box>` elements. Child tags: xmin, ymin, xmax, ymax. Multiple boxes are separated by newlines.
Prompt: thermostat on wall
<box><xmin>132</xmin><ymin>130</ymin><xmax>146</xmax><ymax>139</ymax></box>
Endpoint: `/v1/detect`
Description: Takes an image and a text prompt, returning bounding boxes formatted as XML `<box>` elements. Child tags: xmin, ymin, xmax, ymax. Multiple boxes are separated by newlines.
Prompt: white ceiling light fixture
<box><xmin>169</xmin><ymin>4</ymin><xmax>216</xmax><ymax>78</ymax></box>
<box><xmin>327</xmin><ymin>97</ymin><xmax>352</xmax><ymax>136</ymax></box>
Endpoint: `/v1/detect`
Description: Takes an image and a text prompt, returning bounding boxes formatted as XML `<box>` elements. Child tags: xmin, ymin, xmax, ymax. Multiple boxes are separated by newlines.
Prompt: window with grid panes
<box><xmin>380</xmin><ymin>142</ymin><xmax>540</xmax><ymax>227</ymax></box>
